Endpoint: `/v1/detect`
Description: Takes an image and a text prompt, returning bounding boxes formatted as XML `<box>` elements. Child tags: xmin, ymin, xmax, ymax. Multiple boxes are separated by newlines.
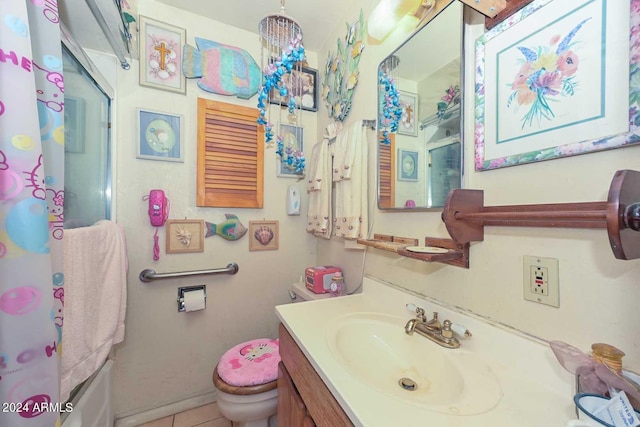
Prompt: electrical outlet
<box><xmin>523</xmin><ymin>256</ymin><xmax>559</xmax><ymax>307</ymax></box>
<box><xmin>530</xmin><ymin>265</ymin><xmax>548</xmax><ymax>295</ymax></box>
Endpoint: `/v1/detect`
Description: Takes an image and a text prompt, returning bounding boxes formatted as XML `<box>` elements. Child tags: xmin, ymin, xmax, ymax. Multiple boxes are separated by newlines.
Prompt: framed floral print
<box><xmin>474</xmin><ymin>0</ymin><xmax>638</xmax><ymax>171</ymax></box>
<box><xmin>277</xmin><ymin>123</ymin><xmax>304</xmax><ymax>178</ymax></box>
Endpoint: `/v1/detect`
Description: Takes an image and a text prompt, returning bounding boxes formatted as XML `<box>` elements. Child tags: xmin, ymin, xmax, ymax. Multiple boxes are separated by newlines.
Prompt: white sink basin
<box><xmin>326</xmin><ymin>312</ymin><xmax>502</xmax><ymax>415</ymax></box>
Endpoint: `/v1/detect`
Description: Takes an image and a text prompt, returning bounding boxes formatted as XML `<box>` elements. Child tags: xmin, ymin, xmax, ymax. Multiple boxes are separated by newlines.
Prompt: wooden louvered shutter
<box><xmin>378</xmin><ymin>133</ymin><xmax>395</xmax><ymax>209</ymax></box>
<box><xmin>197</xmin><ymin>98</ymin><xmax>264</xmax><ymax>208</ymax></box>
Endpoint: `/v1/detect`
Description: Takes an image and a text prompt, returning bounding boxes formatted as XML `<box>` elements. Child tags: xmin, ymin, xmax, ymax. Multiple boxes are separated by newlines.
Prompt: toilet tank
<box><xmin>288</xmin><ymin>282</ymin><xmax>332</xmax><ymax>302</ymax></box>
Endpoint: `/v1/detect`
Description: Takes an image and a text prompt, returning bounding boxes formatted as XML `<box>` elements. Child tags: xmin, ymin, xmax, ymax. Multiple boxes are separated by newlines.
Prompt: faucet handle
<box><xmin>405</xmin><ymin>303</ymin><xmax>426</xmax><ymax>322</ymax></box>
<box><xmin>441</xmin><ymin>320</ymin><xmax>454</xmax><ymax>339</ymax></box>
<box><xmin>425</xmin><ymin>312</ymin><xmax>442</xmax><ymax>330</ymax></box>
<box><xmin>450</xmin><ymin>322</ymin><xmax>472</xmax><ymax>339</ymax></box>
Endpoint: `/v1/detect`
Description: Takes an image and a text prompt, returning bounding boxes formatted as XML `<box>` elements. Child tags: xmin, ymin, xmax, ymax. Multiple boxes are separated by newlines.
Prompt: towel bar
<box><xmin>442</xmin><ymin>169</ymin><xmax>640</xmax><ymax>260</ymax></box>
<box><xmin>362</xmin><ymin>119</ymin><xmax>376</xmax><ymax>130</ymax></box>
<box><xmin>139</xmin><ymin>262</ymin><xmax>239</xmax><ymax>282</ymax></box>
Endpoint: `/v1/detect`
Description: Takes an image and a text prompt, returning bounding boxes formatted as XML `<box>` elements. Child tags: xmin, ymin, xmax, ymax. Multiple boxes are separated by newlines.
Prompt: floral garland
<box><xmin>378</xmin><ymin>70</ymin><xmax>402</xmax><ymax>144</ymax></box>
<box><xmin>436</xmin><ymin>85</ymin><xmax>461</xmax><ymax>123</ymax></box>
<box><xmin>257</xmin><ymin>34</ymin><xmax>306</xmax><ymax>173</ymax></box>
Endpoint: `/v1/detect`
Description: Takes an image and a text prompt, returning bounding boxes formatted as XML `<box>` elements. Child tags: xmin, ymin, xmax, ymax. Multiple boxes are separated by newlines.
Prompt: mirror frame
<box><xmin>377</xmin><ymin>2</ymin><xmax>465</xmax><ymax>212</ymax></box>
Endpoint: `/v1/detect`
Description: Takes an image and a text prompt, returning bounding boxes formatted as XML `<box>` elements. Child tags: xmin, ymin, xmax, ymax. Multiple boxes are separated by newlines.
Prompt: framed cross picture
<box><xmin>398</xmin><ymin>91</ymin><xmax>419</xmax><ymax>136</ymax></box>
<box><xmin>139</xmin><ymin>16</ymin><xmax>186</xmax><ymax>94</ymax></box>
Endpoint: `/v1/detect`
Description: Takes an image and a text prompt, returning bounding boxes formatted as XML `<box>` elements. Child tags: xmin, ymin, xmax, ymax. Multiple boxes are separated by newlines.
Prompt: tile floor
<box><xmin>135</xmin><ymin>402</ymin><xmax>232</xmax><ymax>427</ymax></box>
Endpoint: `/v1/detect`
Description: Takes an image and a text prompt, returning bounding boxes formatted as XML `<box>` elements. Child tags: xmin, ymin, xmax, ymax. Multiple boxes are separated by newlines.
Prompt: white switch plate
<box><xmin>523</xmin><ymin>256</ymin><xmax>559</xmax><ymax>307</ymax></box>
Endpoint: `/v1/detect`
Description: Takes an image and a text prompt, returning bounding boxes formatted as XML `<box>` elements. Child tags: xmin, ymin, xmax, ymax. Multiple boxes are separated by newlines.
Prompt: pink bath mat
<box><xmin>218</xmin><ymin>338</ymin><xmax>280</xmax><ymax>386</ymax></box>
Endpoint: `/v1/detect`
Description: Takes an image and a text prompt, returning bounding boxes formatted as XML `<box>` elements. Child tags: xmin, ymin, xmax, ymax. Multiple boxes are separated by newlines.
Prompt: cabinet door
<box><xmin>278</xmin><ymin>362</ymin><xmax>315</xmax><ymax>426</ymax></box>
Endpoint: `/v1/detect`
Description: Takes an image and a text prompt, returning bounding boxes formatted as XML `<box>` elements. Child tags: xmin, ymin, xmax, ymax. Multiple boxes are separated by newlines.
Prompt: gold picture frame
<box><xmin>166</xmin><ymin>219</ymin><xmax>204</xmax><ymax>253</ymax></box>
<box><xmin>248</xmin><ymin>220</ymin><xmax>279</xmax><ymax>251</ymax></box>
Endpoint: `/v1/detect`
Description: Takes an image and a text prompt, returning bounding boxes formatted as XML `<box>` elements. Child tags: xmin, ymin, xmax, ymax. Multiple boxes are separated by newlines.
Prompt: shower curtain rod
<box><xmin>85</xmin><ymin>0</ymin><xmax>131</xmax><ymax>70</ymax></box>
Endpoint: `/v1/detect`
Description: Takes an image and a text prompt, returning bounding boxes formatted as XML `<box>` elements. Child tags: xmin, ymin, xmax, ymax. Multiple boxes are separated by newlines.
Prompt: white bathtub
<box><xmin>62</xmin><ymin>360</ymin><xmax>114</xmax><ymax>427</ymax></box>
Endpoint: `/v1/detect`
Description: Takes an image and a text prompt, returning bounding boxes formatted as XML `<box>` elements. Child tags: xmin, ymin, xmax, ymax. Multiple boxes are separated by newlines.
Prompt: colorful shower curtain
<box><xmin>1</xmin><ymin>2</ymin><xmax>65</xmax><ymax>427</ymax></box>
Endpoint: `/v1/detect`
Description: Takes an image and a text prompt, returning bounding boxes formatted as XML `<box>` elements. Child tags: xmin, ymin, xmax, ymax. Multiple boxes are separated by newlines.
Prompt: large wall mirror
<box><xmin>378</xmin><ymin>1</ymin><xmax>464</xmax><ymax>210</ymax></box>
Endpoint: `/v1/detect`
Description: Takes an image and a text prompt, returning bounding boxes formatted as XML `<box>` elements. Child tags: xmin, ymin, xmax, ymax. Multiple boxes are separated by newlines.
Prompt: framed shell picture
<box><xmin>166</xmin><ymin>219</ymin><xmax>204</xmax><ymax>253</ymax></box>
<box><xmin>249</xmin><ymin>220</ymin><xmax>279</xmax><ymax>251</ymax></box>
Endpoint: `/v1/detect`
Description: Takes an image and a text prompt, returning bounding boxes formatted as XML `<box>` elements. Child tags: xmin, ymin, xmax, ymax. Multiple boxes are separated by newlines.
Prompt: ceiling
<box><xmin>156</xmin><ymin>0</ymin><xmax>364</xmax><ymax>52</ymax></box>
<box><xmin>59</xmin><ymin>0</ymin><xmax>367</xmax><ymax>55</ymax></box>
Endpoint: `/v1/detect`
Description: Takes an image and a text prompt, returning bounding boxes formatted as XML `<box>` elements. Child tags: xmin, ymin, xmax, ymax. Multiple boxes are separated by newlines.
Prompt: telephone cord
<box><xmin>153</xmin><ymin>227</ymin><xmax>160</xmax><ymax>260</ymax></box>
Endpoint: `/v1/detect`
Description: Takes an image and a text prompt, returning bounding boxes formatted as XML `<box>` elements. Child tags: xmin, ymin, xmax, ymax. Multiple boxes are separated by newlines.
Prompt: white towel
<box><xmin>306</xmin><ymin>139</ymin><xmax>332</xmax><ymax>238</ymax></box>
<box><xmin>60</xmin><ymin>220</ymin><xmax>128</xmax><ymax>402</ymax></box>
<box><xmin>331</xmin><ymin>125</ymin><xmax>357</xmax><ymax>182</ymax></box>
<box><xmin>332</xmin><ymin>120</ymin><xmax>369</xmax><ymax>240</ymax></box>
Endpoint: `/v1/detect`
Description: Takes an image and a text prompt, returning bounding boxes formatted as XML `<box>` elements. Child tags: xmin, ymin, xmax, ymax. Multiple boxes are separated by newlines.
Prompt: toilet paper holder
<box><xmin>177</xmin><ymin>285</ymin><xmax>206</xmax><ymax>312</ymax></box>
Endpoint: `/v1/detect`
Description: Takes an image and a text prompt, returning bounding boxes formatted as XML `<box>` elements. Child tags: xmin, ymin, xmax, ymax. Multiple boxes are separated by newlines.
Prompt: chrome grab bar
<box><xmin>139</xmin><ymin>262</ymin><xmax>239</xmax><ymax>282</ymax></box>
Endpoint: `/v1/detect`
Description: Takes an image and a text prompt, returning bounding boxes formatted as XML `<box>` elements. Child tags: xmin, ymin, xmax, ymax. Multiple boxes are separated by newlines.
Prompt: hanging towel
<box><xmin>60</xmin><ymin>220</ymin><xmax>128</xmax><ymax>402</ymax></box>
<box><xmin>331</xmin><ymin>124</ymin><xmax>357</xmax><ymax>182</ymax></box>
<box><xmin>333</xmin><ymin>120</ymin><xmax>369</xmax><ymax>240</ymax></box>
<box><xmin>306</xmin><ymin>138</ymin><xmax>332</xmax><ymax>238</ymax></box>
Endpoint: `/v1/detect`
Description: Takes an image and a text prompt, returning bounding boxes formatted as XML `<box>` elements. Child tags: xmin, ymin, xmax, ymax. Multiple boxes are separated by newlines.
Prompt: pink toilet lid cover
<box><xmin>218</xmin><ymin>338</ymin><xmax>280</xmax><ymax>387</ymax></box>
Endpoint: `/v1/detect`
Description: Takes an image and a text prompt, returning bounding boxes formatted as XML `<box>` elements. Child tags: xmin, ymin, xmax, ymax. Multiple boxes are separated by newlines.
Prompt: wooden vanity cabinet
<box><xmin>278</xmin><ymin>323</ymin><xmax>353</xmax><ymax>427</ymax></box>
<box><xmin>278</xmin><ymin>362</ymin><xmax>315</xmax><ymax>426</ymax></box>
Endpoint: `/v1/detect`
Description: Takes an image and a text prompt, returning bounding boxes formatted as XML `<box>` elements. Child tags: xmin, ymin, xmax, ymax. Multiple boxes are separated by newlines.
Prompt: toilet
<box><xmin>212</xmin><ymin>282</ymin><xmax>327</xmax><ymax>427</ymax></box>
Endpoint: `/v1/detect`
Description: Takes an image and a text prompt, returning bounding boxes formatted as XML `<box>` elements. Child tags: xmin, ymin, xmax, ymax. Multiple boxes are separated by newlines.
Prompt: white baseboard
<box><xmin>114</xmin><ymin>391</ymin><xmax>217</xmax><ymax>427</ymax></box>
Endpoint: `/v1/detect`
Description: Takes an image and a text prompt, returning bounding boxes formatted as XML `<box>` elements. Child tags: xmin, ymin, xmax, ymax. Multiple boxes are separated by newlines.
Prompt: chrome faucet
<box><xmin>404</xmin><ymin>304</ymin><xmax>470</xmax><ymax>349</ymax></box>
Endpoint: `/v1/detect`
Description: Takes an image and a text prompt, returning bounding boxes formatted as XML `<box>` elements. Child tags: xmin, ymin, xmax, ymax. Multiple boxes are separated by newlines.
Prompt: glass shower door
<box><xmin>427</xmin><ymin>141</ymin><xmax>461</xmax><ymax>207</ymax></box>
<box><xmin>62</xmin><ymin>45</ymin><xmax>112</xmax><ymax>228</ymax></box>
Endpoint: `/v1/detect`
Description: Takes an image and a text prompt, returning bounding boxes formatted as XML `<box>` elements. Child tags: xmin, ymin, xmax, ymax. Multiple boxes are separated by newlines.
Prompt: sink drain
<box><xmin>398</xmin><ymin>377</ymin><xmax>417</xmax><ymax>391</ymax></box>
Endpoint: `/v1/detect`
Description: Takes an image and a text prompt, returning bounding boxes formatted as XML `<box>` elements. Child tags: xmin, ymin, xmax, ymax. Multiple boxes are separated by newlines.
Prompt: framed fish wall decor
<box><xmin>183</xmin><ymin>37</ymin><xmax>261</xmax><ymax>99</ymax></box>
<box><xmin>205</xmin><ymin>214</ymin><xmax>248</xmax><ymax>241</ymax></box>
<box><xmin>139</xmin><ymin>16</ymin><xmax>186</xmax><ymax>94</ymax></box>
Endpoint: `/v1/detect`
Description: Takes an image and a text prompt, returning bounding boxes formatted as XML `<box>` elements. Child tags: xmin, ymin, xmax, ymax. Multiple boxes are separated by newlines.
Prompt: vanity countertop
<box><xmin>275</xmin><ymin>276</ymin><xmax>576</xmax><ymax>427</ymax></box>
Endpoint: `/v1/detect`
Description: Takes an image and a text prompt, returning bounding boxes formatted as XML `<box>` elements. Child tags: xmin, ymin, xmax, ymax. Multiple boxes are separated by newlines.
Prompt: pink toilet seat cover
<box><xmin>218</xmin><ymin>338</ymin><xmax>280</xmax><ymax>387</ymax></box>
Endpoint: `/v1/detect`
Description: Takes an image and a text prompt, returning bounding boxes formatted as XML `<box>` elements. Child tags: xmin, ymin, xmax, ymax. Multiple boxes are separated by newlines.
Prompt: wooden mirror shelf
<box><xmin>442</xmin><ymin>170</ymin><xmax>640</xmax><ymax>260</ymax></box>
<box><xmin>484</xmin><ymin>0</ymin><xmax>533</xmax><ymax>29</ymax></box>
<box><xmin>357</xmin><ymin>234</ymin><xmax>470</xmax><ymax>268</ymax></box>
<box><xmin>459</xmin><ymin>0</ymin><xmax>507</xmax><ymax>19</ymax></box>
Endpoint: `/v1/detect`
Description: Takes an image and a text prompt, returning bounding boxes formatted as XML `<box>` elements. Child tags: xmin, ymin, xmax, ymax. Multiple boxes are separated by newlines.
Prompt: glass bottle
<box><xmin>329</xmin><ymin>272</ymin><xmax>345</xmax><ymax>297</ymax></box>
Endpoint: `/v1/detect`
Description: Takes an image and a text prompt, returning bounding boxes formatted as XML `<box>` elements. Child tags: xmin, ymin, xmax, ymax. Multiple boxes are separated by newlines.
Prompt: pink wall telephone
<box><xmin>143</xmin><ymin>190</ymin><xmax>170</xmax><ymax>261</ymax></box>
<box><xmin>147</xmin><ymin>189</ymin><xmax>169</xmax><ymax>227</ymax></box>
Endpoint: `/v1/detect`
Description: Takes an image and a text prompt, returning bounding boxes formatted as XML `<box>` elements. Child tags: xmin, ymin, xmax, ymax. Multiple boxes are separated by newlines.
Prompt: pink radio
<box><xmin>305</xmin><ymin>266</ymin><xmax>342</xmax><ymax>294</ymax></box>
